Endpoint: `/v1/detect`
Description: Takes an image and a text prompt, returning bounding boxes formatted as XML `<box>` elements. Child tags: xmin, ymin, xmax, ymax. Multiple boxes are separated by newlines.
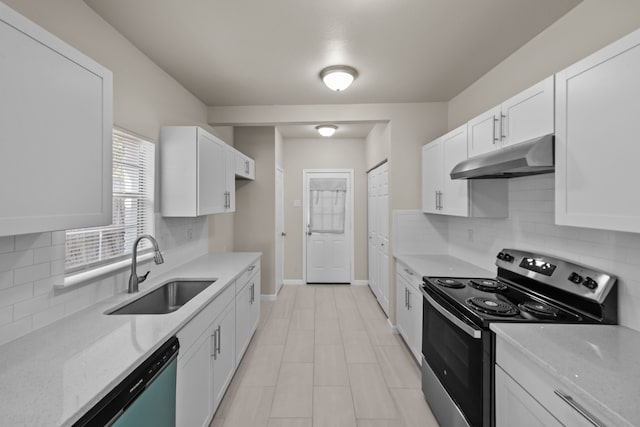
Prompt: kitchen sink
<box><xmin>107</xmin><ymin>279</ymin><xmax>216</xmax><ymax>315</ymax></box>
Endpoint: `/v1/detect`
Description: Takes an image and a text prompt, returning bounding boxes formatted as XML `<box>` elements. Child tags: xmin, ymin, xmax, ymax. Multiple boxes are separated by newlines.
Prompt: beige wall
<box><xmin>234</xmin><ymin>127</ymin><xmax>277</xmax><ymax>295</ymax></box>
<box><xmin>365</xmin><ymin>123</ymin><xmax>391</xmax><ymax>170</ymax></box>
<box><xmin>282</xmin><ymin>138</ymin><xmax>368</xmax><ymax>282</ymax></box>
<box><xmin>448</xmin><ymin>0</ymin><xmax>640</xmax><ymax>129</ymax></box>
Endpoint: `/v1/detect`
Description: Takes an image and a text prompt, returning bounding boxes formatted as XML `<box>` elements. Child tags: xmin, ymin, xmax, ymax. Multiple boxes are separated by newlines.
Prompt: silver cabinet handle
<box><xmin>422</xmin><ymin>289</ymin><xmax>482</xmax><ymax>339</ymax></box>
<box><xmin>500</xmin><ymin>113</ymin><xmax>507</xmax><ymax>140</ymax></box>
<box><xmin>245</xmin><ymin>160</ymin><xmax>249</xmax><ymax>174</ymax></box>
<box><xmin>407</xmin><ymin>290</ymin><xmax>411</xmax><ymax>310</ymax></box>
<box><xmin>211</xmin><ymin>330</ymin><xmax>218</xmax><ymax>360</ymax></box>
<box><xmin>493</xmin><ymin>116</ymin><xmax>499</xmax><ymax>143</ymax></box>
<box><xmin>405</xmin><ymin>288</ymin><xmax>409</xmax><ymax>309</ymax></box>
<box><xmin>554</xmin><ymin>390</ymin><xmax>605</xmax><ymax>427</ymax></box>
<box><xmin>439</xmin><ymin>191</ymin><xmax>443</xmax><ymax>210</ymax></box>
<box><xmin>216</xmin><ymin>325</ymin><xmax>221</xmax><ymax>355</ymax></box>
<box><xmin>434</xmin><ymin>190</ymin><xmax>438</xmax><ymax>210</ymax></box>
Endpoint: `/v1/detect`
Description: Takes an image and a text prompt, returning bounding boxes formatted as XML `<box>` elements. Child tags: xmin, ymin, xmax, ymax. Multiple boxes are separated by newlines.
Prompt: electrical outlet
<box><xmin>186</xmin><ymin>228</ymin><xmax>193</xmax><ymax>240</ymax></box>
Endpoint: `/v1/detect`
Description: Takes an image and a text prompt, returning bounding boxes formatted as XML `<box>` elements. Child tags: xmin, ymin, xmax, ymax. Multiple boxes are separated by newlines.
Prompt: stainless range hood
<box><xmin>450</xmin><ymin>134</ymin><xmax>554</xmax><ymax>179</ymax></box>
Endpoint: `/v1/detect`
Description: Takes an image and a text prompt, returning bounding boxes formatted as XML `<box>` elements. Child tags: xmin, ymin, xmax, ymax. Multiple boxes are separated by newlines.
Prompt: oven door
<box><xmin>421</xmin><ymin>286</ymin><xmax>491</xmax><ymax>427</ymax></box>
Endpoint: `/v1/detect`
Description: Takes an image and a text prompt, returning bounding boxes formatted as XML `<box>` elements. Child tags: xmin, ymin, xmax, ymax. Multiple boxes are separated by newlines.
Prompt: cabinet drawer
<box><xmin>236</xmin><ymin>260</ymin><xmax>260</xmax><ymax>294</ymax></box>
<box><xmin>396</xmin><ymin>261</ymin><xmax>421</xmax><ymax>290</ymax></box>
<box><xmin>496</xmin><ymin>336</ymin><xmax>614</xmax><ymax>426</ymax></box>
<box><xmin>178</xmin><ymin>283</ymin><xmax>235</xmax><ymax>358</ymax></box>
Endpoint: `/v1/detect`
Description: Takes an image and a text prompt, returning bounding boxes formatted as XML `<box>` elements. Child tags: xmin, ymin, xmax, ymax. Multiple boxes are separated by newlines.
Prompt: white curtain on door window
<box><xmin>309</xmin><ymin>178</ymin><xmax>347</xmax><ymax>234</ymax></box>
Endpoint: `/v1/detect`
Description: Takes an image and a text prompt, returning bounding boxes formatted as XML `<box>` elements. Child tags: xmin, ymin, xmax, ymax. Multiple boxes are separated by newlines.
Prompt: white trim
<box><xmin>275</xmin><ymin>167</ymin><xmax>285</xmax><ymax>296</ymax></box>
<box><xmin>351</xmin><ymin>280</ymin><xmax>369</xmax><ymax>286</ymax></box>
<box><xmin>261</xmin><ymin>294</ymin><xmax>277</xmax><ymax>301</ymax></box>
<box><xmin>283</xmin><ymin>279</ymin><xmax>304</xmax><ymax>285</ymax></box>
<box><xmin>302</xmin><ymin>169</ymin><xmax>355</xmax><ymax>284</ymax></box>
<box><xmin>387</xmin><ymin>318</ymin><xmax>398</xmax><ymax>334</ymax></box>
<box><xmin>57</xmin><ymin>252</ymin><xmax>154</xmax><ymax>289</ymax></box>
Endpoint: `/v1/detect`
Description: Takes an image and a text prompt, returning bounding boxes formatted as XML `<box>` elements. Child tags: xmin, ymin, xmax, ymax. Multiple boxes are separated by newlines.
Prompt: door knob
<box><xmin>281</xmin><ymin>232</ymin><xmax>287</xmax><ymax>236</ymax></box>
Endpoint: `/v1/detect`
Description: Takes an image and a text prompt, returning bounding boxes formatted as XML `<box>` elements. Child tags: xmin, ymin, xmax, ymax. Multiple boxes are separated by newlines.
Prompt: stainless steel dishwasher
<box><xmin>73</xmin><ymin>336</ymin><xmax>179</xmax><ymax>427</ymax></box>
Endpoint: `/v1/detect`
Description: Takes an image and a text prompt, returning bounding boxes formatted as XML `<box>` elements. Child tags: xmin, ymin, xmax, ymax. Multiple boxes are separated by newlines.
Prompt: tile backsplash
<box><xmin>415</xmin><ymin>174</ymin><xmax>640</xmax><ymax>331</ymax></box>
<box><xmin>0</xmin><ymin>214</ymin><xmax>208</xmax><ymax>346</ymax></box>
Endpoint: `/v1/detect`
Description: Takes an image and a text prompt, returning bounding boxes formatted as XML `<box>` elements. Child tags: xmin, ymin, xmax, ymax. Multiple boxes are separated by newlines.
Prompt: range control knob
<box><xmin>497</xmin><ymin>252</ymin><xmax>514</xmax><ymax>262</ymax></box>
<box><xmin>583</xmin><ymin>277</ymin><xmax>598</xmax><ymax>290</ymax></box>
<box><xmin>568</xmin><ymin>272</ymin><xmax>583</xmax><ymax>284</ymax></box>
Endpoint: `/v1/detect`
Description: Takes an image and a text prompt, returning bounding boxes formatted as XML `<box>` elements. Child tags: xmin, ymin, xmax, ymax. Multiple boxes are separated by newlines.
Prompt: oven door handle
<box><xmin>422</xmin><ymin>289</ymin><xmax>482</xmax><ymax>339</ymax></box>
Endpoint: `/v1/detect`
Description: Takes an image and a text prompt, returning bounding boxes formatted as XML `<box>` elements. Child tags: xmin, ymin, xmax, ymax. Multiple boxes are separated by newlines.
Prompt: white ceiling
<box><xmin>84</xmin><ymin>0</ymin><xmax>580</xmax><ymax>107</ymax></box>
<box><xmin>277</xmin><ymin>122</ymin><xmax>376</xmax><ymax>139</ymax></box>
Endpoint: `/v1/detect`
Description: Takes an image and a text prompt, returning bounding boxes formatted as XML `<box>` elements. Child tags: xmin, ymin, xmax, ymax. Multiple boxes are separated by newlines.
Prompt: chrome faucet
<box><xmin>128</xmin><ymin>234</ymin><xmax>164</xmax><ymax>293</ymax></box>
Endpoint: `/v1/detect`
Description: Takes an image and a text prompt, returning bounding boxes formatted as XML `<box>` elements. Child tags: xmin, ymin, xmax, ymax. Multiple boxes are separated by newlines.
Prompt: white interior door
<box><xmin>304</xmin><ymin>170</ymin><xmax>353</xmax><ymax>284</ymax></box>
<box><xmin>275</xmin><ymin>168</ymin><xmax>284</xmax><ymax>295</ymax></box>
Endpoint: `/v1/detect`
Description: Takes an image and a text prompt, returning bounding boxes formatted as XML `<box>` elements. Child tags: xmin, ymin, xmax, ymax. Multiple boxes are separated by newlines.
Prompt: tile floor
<box><xmin>211</xmin><ymin>284</ymin><xmax>440</xmax><ymax>427</ymax></box>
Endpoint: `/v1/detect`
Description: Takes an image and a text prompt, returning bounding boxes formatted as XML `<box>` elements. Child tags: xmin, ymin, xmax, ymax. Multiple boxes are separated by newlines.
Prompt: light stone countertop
<box><xmin>491</xmin><ymin>323</ymin><xmax>640</xmax><ymax>426</ymax></box>
<box><xmin>0</xmin><ymin>251</ymin><xmax>261</xmax><ymax>427</ymax></box>
<box><xmin>394</xmin><ymin>253</ymin><xmax>494</xmax><ymax>278</ymax></box>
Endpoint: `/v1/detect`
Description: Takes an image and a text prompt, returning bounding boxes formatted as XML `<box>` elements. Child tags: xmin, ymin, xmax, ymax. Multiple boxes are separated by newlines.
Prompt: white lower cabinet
<box><xmin>394</xmin><ymin>261</ymin><xmax>422</xmax><ymax>363</ymax></box>
<box><xmin>176</xmin><ymin>330</ymin><xmax>213</xmax><ymax>427</ymax></box>
<box><xmin>212</xmin><ymin>302</ymin><xmax>236</xmax><ymax>408</ymax></box>
<box><xmin>496</xmin><ymin>336</ymin><xmax>612</xmax><ymax>427</ymax></box>
<box><xmin>176</xmin><ymin>258</ymin><xmax>261</xmax><ymax>427</ymax></box>
<box><xmin>235</xmin><ymin>267</ymin><xmax>261</xmax><ymax>365</ymax></box>
<box><xmin>495</xmin><ymin>366</ymin><xmax>561</xmax><ymax>427</ymax></box>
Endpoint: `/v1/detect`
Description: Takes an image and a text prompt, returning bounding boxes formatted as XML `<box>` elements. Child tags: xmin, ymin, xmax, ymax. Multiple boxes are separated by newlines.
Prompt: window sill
<box><xmin>55</xmin><ymin>253</ymin><xmax>155</xmax><ymax>289</ymax></box>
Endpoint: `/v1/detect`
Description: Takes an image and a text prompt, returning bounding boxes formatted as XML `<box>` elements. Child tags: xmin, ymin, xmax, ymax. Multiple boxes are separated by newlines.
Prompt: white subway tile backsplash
<box><xmin>13</xmin><ymin>294</ymin><xmax>49</xmax><ymax>320</ymax></box>
<box><xmin>0</xmin><ymin>271</ymin><xmax>13</xmax><ymax>290</ymax></box>
<box><xmin>0</xmin><ymin>215</ymin><xmax>209</xmax><ymax>345</ymax></box>
<box><xmin>15</xmin><ymin>233</ymin><xmax>52</xmax><ymax>251</ymax></box>
<box><xmin>14</xmin><ymin>263</ymin><xmax>50</xmax><ymax>285</ymax></box>
<box><xmin>0</xmin><ymin>236</ymin><xmax>14</xmax><ymax>254</ymax></box>
<box><xmin>0</xmin><ymin>250</ymin><xmax>34</xmax><ymax>273</ymax></box>
<box><xmin>0</xmin><ymin>283</ymin><xmax>34</xmax><ymax>307</ymax></box>
<box><xmin>0</xmin><ymin>306</ymin><xmax>13</xmax><ymax>326</ymax></box>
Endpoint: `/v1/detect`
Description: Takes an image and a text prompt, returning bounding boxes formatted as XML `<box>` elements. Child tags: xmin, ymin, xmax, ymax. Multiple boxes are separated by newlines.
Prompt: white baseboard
<box><xmin>351</xmin><ymin>280</ymin><xmax>369</xmax><ymax>286</ymax></box>
<box><xmin>261</xmin><ymin>294</ymin><xmax>277</xmax><ymax>301</ymax></box>
<box><xmin>283</xmin><ymin>279</ymin><xmax>304</xmax><ymax>285</ymax></box>
<box><xmin>387</xmin><ymin>318</ymin><xmax>398</xmax><ymax>334</ymax></box>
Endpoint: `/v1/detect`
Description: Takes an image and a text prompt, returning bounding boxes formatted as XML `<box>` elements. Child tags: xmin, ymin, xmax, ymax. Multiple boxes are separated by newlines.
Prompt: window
<box><xmin>65</xmin><ymin>129</ymin><xmax>155</xmax><ymax>274</ymax></box>
<box><xmin>309</xmin><ymin>178</ymin><xmax>347</xmax><ymax>234</ymax></box>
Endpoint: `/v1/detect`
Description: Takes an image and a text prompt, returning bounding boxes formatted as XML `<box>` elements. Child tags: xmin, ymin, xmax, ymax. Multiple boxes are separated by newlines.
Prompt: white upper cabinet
<box><xmin>0</xmin><ymin>3</ymin><xmax>113</xmax><ymax>236</ymax></box>
<box><xmin>422</xmin><ymin>125</ymin><xmax>507</xmax><ymax>218</ymax></box>
<box><xmin>235</xmin><ymin>151</ymin><xmax>255</xmax><ymax>180</ymax></box>
<box><xmin>555</xmin><ymin>29</ymin><xmax>640</xmax><ymax>233</ymax></box>
<box><xmin>501</xmin><ymin>76</ymin><xmax>554</xmax><ymax>149</ymax></box>
<box><xmin>468</xmin><ymin>105</ymin><xmax>502</xmax><ymax>158</ymax></box>
<box><xmin>468</xmin><ymin>76</ymin><xmax>554</xmax><ymax>158</ymax></box>
<box><xmin>161</xmin><ymin>126</ymin><xmax>236</xmax><ymax>217</ymax></box>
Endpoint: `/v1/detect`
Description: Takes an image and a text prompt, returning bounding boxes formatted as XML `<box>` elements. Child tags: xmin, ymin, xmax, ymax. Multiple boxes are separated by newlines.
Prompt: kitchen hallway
<box><xmin>211</xmin><ymin>285</ymin><xmax>439</xmax><ymax>427</ymax></box>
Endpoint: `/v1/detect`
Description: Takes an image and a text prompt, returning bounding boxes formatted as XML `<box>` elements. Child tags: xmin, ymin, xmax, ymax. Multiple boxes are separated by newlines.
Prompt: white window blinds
<box><xmin>65</xmin><ymin>129</ymin><xmax>155</xmax><ymax>274</ymax></box>
<box><xmin>309</xmin><ymin>178</ymin><xmax>347</xmax><ymax>234</ymax></box>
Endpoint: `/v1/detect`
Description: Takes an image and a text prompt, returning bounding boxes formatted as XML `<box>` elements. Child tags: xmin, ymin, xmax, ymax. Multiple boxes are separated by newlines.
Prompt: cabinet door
<box><xmin>395</xmin><ymin>275</ymin><xmax>412</xmax><ymax>347</ymax></box>
<box><xmin>176</xmin><ymin>332</ymin><xmax>213</xmax><ymax>427</ymax></box>
<box><xmin>495</xmin><ymin>366</ymin><xmax>561</xmax><ymax>427</ymax></box>
<box><xmin>468</xmin><ymin>105</ymin><xmax>501</xmax><ymax>158</ymax></box>
<box><xmin>248</xmin><ymin>275</ymin><xmax>261</xmax><ymax>333</ymax></box>
<box><xmin>235</xmin><ymin>283</ymin><xmax>251</xmax><ymax>364</ymax></box>
<box><xmin>225</xmin><ymin>145</ymin><xmax>236</xmax><ymax>212</ymax></box>
<box><xmin>0</xmin><ymin>3</ymin><xmax>112</xmax><ymax>236</ymax></box>
<box><xmin>501</xmin><ymin>76</ymin><xmax>554</xmax><ymax>149</ymax></box>
<box><xmin>212</xmin><ymin>302</ymin><xmax>236</xmax><ymax>410</ymax></box>
<box><xmin>556</xmin><ymin>29</ymin><xmax>640</xmax><ymax>233</ymax></box>
<box><xmin>421</xmin><ymin>139</ymin><xmax>443</xmax><ymax>214</ymax></box>
<box><xmin>197</xmin><ymin>130</ymin><xmax>226</xmax><ymax>215</ymax></box>
<box><xmin>406</xmin><ymin>284</ymin><xmax>422</xmax><ymax>363</ymax></box>
<box><xmin>441</xmin><ymin>125</ymin><xmax>469</xmax><ymax>217</ymax></box>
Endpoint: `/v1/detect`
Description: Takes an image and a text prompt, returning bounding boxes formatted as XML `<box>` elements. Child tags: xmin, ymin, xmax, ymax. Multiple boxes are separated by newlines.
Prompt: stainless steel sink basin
<box><xmin>107</xmin><ymin>279</ymin><xmax>215</xmax><ymax>315</ymax></box>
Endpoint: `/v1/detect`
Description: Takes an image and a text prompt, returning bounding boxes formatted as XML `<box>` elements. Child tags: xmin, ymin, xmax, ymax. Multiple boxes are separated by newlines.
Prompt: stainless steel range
<box><xmin>420</xmin><ymin>249</ymin><xmax>617</xmax><ymax>427</ymax></box>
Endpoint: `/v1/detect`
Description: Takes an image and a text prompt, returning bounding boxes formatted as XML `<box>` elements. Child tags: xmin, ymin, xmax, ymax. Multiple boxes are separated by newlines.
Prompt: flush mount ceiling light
<box><xmin>315</xmin><ymin>124</ymin><xmax>338</xmax><ymax>137</ymax></box>
<box><xmin>319</xmin><ymin>65</ymin><xmax>358</xmax><ymax>91</ymax></box>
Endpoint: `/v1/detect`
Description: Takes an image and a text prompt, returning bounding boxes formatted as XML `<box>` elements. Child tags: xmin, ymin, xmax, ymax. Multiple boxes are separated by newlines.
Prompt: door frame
<box><xmin>275</xmin><ymin>167</ymin><xmax>285</xmax><ymax>295</ymax></box>
<box><xmin>302</xmin><ymin>169</ymin><xmax>354</xmax><ymax>284</ymax></box>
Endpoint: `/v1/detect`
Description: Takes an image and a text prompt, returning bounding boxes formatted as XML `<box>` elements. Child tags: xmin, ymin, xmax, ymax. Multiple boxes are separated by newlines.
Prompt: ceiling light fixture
<box><xmin>319</xmin><ymin>65</ymin><xmax>358</xmax><ymax>91</ymax></box>
<box><xmin>315</xmin><ymin>124</ymin><xmax>338</xmax><ymax>137</ymax></box>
